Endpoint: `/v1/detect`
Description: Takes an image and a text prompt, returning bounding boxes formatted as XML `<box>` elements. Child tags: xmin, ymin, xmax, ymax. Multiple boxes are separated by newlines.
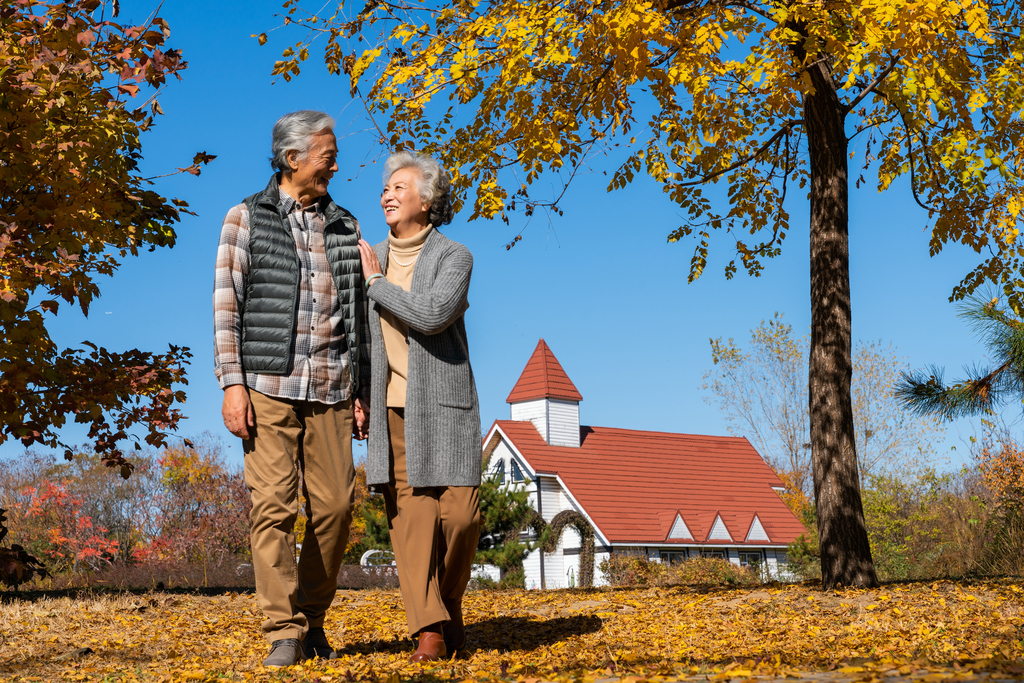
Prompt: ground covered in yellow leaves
<box><xmin>1</xmin><ymin>580</ymin><xmax>1022</xmax><ymax>682</ymax></box>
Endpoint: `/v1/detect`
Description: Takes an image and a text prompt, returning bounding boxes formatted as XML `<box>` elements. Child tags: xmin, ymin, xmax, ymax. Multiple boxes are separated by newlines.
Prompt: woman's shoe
<box><xmin>409</xmin><ymin>630</ymin><xmax>447</xmax><ymax>662</ymax></box>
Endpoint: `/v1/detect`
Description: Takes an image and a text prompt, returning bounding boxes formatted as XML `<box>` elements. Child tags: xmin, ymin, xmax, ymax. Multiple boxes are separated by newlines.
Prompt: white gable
<box><xmin>667</xmin><ymin>513</ymin><xmax>692</xmax><ymax>540</ymax></box>
<box><xmin>745</xmin><ymin>515</ymin><xmax>771</xmax><ymax>542</ymax></box>
<box><xmin>707</xmin><ymin>514</ymin><xmax>733</xmax><ymax>541</ymax></box>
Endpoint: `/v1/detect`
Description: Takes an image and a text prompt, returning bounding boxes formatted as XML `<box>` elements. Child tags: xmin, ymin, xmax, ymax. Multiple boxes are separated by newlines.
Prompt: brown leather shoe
<box><xmin>442</xmin><ymin>597</ymin><xmax>465</xmax><ymax>652</ymax></box>
<box><xmin>409</xmin><ymin>630</ymin><xmax>447</xmax><ymax>662</ymax></box>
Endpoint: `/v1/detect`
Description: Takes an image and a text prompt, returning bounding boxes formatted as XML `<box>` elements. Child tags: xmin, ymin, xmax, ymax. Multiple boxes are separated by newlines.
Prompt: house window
<box><xmin>511</xmin><ymin>459</ymin><xmax>525</xmax><ymax>482</ymax></box>
<box><xmin>701</xmin><ymin>549</ymin><xmax>727</xmax><ymax>559</ymax></box>
<box><xmin>491</xmin><ymin>459</ymin><xmax>505</xmax><ymax>484</ymax></box>
<box><xmin>738</xmin><ymin>550</ymin><xmax>763</xmax><ymax>567</ymax></box>
<box><xmin>660</xmin><ymin>550</ymin><xmax>688</xmax><ymax>565</ymax></box>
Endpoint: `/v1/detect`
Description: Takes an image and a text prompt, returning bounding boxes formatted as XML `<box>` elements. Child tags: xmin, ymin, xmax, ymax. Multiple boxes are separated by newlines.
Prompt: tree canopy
<box><xmin>273</xmin><ymin>0</ymin><xmax>1024</xmax><ymax>588</ymax></box>
<box><xmin>276</xmin><ymin>0</ymin><xmax>1021</xmax><ymax>291</ymax></box>
<box><xmin>0</xmin><ymin>0</ymin><xmax>212</xmax><ymax>472</ymax></box>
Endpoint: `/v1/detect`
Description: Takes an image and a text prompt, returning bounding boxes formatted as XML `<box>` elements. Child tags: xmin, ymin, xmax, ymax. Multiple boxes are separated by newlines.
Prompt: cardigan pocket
<box><xmin>435</xmin><ymin>357</ymin><xmax>473</xmax><ymax>409</ymax></box>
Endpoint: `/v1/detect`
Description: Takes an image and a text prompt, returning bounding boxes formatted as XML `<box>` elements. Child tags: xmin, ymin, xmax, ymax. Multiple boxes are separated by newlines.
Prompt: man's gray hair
<box><xmin>383</xmin><ymin>150</ymin><xmax>455</xmax><ymax>226</ymax></box>
<box><xmin>270</xmin><ymin>110</ymin><xmax>335</xmax><ymax>172</ymax></box>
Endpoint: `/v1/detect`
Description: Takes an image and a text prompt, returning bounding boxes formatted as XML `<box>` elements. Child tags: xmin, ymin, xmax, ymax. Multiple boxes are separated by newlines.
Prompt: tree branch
<box><xmin>676</xmin><ymin>121</ymin><xmax>802</xmax><ymax>188</ymax></box>
<box><xmin>843</xmin><ymin>55</ymin><xmax>900</xmax><ymax>115</ymax></box>
<box><xmin>662</xmin><ymin>0</ymin><xmax>774</xmax><ymax>22</ymax></box>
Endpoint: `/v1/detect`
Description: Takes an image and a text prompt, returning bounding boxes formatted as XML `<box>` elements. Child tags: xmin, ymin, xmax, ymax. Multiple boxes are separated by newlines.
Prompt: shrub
<box><xmin>599</xmin><ymin>552</ymin><xmax>666</xmax><ymax>587</ymax></box>
<box><xmin>600</xmin><ymin>553</ymin><xmax>760</xmax><ymax>587</ymax></box>
<box><xmin>662</xmin><ymin>557</ymin><xmax>759</xmax><ymax>586</ymax></box>
<box><xmin>784</xmin><ymin>533</ymin><xmax>821</xmax><ymax>581</ymax></box>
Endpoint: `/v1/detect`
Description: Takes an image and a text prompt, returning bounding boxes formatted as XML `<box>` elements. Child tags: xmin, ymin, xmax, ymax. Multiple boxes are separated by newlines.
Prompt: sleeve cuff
<box><xmin>216</xmin><ymin>366</ymin><xmax>245</xmax><ymax>390</ymax></box>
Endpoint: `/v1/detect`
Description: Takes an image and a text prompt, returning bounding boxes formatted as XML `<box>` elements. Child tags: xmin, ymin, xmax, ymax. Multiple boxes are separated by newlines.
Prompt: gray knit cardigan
<box><xmin>364</xmin><ymin>229</ymin><xmax>483</xmax><ymax>488</ymax></box>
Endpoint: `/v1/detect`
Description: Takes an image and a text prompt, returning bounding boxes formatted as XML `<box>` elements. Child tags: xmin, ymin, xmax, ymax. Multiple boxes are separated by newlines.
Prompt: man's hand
<box><xmin>223</xmin><ymin>385</ymin><xmax>255</xmax><ymax>439</ymax></box>
<box><xmin>353</xmin><ymin>397</ymin><xmax>369</xmax><ymax>440</ymax></box>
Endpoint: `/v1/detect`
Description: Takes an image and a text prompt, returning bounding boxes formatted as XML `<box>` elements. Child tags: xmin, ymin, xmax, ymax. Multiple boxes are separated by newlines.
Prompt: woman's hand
<box><xmin>358</xmin><ymin>239</ymin><xmax>383</xmax><ymax>283</ymax></box>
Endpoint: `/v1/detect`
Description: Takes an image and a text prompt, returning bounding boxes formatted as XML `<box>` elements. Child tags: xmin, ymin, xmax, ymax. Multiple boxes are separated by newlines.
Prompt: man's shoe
<box><xmin>409</xmin><ymin>630</ymin><xmax>447</xmax><ymax>662</ymax></box>
<box><xmin>262</xmin><ymin>638</ymin><xmax>302</xmax><ymax>668</ymax></box>
<box><xmin>303</xmin><ymin>627</ymin><xmax>338</xmax><ymax>660</ymax></box>
<box><xmin>442</xmin><ymin>597</ymin><xmax>465</xmax><ymax>652</ymax></box>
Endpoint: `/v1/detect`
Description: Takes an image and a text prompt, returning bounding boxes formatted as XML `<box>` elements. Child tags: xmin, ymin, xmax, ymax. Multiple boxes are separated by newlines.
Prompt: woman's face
<box><xmin>381</xmin><ymin>167</ymin><xmax>431</xmax><ymax>233</ymax></box>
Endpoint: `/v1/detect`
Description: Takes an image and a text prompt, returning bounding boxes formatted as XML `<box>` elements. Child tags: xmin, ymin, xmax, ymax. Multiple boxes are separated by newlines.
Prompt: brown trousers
<box><xmin>384</xmin><ymin>408</ymin><xmax>480</xmax><ymax>636</ymax></box>
<box><xmin>244</xmin><ymin>390</ymin><xmax>355</xmax><ymax>642</ymax></box>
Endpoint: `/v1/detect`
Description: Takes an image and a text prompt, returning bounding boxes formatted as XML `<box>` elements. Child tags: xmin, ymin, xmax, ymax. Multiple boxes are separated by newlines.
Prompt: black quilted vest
<box><xmin>241</xmin><ymin>176</ymin><xmax>363</xmax><ymax>393</ymax></box>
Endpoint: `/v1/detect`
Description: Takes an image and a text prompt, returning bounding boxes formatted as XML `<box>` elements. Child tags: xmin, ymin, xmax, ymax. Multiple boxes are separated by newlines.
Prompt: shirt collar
<box><xmin>277</xmin><ymin>191</ymin><xmax>325</xmax><ymax>221</ymax></box>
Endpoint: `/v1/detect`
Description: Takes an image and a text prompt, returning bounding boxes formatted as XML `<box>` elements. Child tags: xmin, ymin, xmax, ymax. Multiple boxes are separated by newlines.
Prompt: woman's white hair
<box><xmin>383</xmin><ymin>150</ymin><xmax>455</xmax><ymax>226</ymax></box>
<box><xmin>270</xmin><ymin>110</ymin><xmax>335</xmax><ymax>172</ymax></box>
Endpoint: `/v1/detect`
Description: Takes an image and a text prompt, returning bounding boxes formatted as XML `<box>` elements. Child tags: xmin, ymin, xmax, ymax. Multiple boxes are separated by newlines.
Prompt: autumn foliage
<box><xmin>22</xmin><ymin>480</ymin><xmax>119</xmax><ymax>574</ymax></box>
<box><xmin>0</xmin><ymin>437</ymin><xmax>251</xmax><ymax>588</ymax></box>
<box><xmin>2</xmin><ymin>580</ymin><xmax>1024</xmax><ymax>681</ymax></box>
<box><xmin>977</xmin><ymin>429</ymin><xmax>1024</xmax><ymax>513</ymax></box>
<box><xmin>0</xmin><ymin>0</ymin><xmax>212</xmax><ymax>468</ymax></box>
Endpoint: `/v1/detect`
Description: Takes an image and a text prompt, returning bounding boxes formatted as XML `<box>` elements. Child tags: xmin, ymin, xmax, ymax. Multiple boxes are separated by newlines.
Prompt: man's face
<box><xmin>288</xmin><ymin>130</ymin><xmax>338</xmax><ymax>200</ymax></box>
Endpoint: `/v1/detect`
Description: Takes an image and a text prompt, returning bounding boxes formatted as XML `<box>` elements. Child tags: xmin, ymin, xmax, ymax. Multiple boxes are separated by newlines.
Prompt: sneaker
<box><xmin>262</xmin><ymin>638</ymin><xmax>302</xmax><ymax>668</ymax></box>
<box><xmin>303</xmin><ymin>626</ymin><xmax>337</xmax><ymax>660</ymax></box>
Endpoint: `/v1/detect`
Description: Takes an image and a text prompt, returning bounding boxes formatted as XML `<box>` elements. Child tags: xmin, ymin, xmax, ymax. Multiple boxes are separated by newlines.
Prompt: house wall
<box><xmin>538</xmin><ymin>476</ymin><xmax>563</xmax><ymax>587</ymax></box>
<box><xmin>593</xmin><ymin>550</ymin><xmax>611</xmax><ymax>586</ymax></box>
<box><xmin>509</xmin><ymin>398</ymin><xmax>579</xmax><ymax>446</ymax></box>
<box><xmin>547</xmin><ymin>399</ymin><xmax>580</xmax><ymax>447</ymax></box>
<box><xmin>539</xmin><ymin>477</ymin><xmax>561</xmax><ymax>523</ymax></box>
<box><xmin>510</xmin><ymin>399</ymin><xmax>546</xmax><ymax>439</ymax></box>
<box><xmin>523</xmin><ymin>543</ymin><xmax>543</xmax><ymax>590</ymax></box>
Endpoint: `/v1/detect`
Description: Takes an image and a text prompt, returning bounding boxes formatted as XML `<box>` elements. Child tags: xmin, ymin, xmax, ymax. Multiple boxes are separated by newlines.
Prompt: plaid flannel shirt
<box><xmin>213</xmin><ymin>192</ymin><xmax>367</xmax><ymax>404</ymax></box>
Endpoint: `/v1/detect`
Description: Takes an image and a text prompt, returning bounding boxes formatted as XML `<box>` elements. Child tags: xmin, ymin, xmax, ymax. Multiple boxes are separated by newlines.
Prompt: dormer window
<box><xmin>511</xmin><ymin>459</ymin><xmax>525</xmax><ymax>483</ymax></box>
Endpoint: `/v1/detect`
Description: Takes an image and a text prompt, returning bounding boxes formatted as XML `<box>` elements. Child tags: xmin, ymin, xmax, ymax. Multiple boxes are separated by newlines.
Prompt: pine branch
<box><xmin>897</xmin><ymin>296</ymin><xmax>1024</xmax><ymax>420</ymax></box>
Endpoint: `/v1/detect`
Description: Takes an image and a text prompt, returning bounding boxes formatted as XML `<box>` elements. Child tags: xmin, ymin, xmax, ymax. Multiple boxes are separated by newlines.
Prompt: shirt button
<box><xmin>311</xmin><ymin>273</ymin><xmax>315</xmax><ymax>278</ymax></box>
<box><xmin>311</xmin><ymin>326</ymin><xmax>315</xmax><ymax>330</ymax></box>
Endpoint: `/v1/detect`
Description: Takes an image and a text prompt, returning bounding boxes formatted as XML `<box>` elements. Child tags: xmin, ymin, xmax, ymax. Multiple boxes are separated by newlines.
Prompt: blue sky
<box><xmin>9</xmin><ymin>0</ymin><xmax>1009</xmax><ymax>468</ymax></box>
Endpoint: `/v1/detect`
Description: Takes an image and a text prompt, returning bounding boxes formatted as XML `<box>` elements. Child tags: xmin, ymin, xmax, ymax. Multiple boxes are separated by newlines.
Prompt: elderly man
<box><xmin>214</xmin><ymin>110</ymin><xmax>369</xmax><ymax>668</ymax></box>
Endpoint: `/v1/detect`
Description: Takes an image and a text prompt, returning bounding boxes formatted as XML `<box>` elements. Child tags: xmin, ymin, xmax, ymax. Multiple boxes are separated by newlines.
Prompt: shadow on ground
<box><xmin>337</xmin><ymin>614</ymin><xmax>604</xmax><ymax>656</ymax></box>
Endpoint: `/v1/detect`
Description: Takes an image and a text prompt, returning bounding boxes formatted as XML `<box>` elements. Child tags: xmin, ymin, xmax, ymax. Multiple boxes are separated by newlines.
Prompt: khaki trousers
<box><xmin>244</xmin><ymin>390</ymin><xmax>355</xmax><ymax>643</ymax></box>
<box><xmin>384</xmin><ymin>408</ymin><xmax>480</xmax><ymax>636</ymax></box>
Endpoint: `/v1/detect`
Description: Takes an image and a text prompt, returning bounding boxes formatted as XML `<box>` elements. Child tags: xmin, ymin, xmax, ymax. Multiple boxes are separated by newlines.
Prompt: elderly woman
<box><xmin>357</xmin><ymin>151</ymin><xmax>482</xmax><ymax>662</ymax></box>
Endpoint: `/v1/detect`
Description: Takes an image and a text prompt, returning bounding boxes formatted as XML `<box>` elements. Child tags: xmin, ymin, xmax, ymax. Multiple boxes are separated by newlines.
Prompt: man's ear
<box><xmin>286</xmin><ymin>149</ymin><xmax>300</xmax><ymax>172</ymax></box>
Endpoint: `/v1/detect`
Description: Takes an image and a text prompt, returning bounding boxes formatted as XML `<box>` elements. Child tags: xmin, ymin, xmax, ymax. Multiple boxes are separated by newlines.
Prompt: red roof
<box><xmin>486</xmin><ymin>420</ymin><xmax>807</xmax><ymax>546</ymax></box>
<box><xmin>506</xmin><ymin>339</ymin><xmax>583</xmax><ymax>403</ymax></box>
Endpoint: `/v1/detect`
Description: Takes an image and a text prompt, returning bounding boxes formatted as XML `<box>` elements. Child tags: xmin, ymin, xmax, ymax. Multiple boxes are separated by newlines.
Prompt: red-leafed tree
<box><xmin>0</xmin><ymin>0</ymin><xmax>213</xmax><ymax>468</ymax></box>
<box><xmin>23</xmin><ymin>480</ymin><xmax>120</xmax><ymax>576</ymax></box>
<box><xmin>0</xmin><ymin>0</ymin><xmax>213</xmax><ymax>585</ymax></box>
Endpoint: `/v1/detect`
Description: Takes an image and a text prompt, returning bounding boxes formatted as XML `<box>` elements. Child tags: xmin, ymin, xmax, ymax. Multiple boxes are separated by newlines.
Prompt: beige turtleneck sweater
<box><xmin>380</xmin><ymin>225</ymin><xmax>433</xmax><ymax>407</ymax></box>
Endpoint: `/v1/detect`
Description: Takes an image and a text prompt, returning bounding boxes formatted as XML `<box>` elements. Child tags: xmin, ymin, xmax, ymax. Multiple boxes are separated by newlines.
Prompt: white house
<box><xmin>482</xmin><ymin>339</ymin><xmax>808</xmax><ymax>589</ymax></box>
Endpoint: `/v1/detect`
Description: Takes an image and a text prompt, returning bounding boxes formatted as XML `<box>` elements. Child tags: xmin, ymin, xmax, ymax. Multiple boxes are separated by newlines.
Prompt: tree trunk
<box><xmin>803</xmin><ymin>59</ymin><xmax>879</xmax><ymax>590</ymax></box>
